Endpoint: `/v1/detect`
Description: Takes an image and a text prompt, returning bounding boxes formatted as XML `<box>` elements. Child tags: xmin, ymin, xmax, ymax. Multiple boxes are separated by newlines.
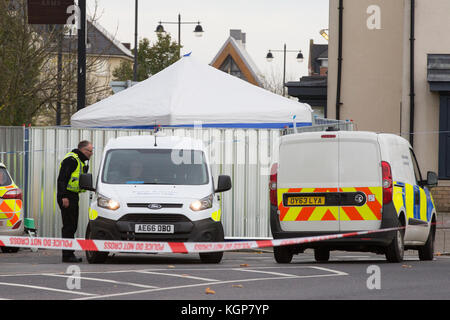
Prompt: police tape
<box><xmin>0</xmin><ymin>227</ymin><xmax>403</xmax><ymax>254</ymax></box>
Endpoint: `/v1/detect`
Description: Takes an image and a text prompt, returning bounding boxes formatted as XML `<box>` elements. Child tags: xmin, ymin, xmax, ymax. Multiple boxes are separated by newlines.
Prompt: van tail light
<box><xmin>269</xmin><ymin>163</ymin><xmax>278</xmax><ymax>206</ymax></box>
<box><xmin>381</xmin><ymin>161</ymin><xmax>393</xmax><ymax>204</ymax></box>
<box><xmin>2</xmin><ymin>188</ymin><xmax>22</xmax><ymax>201</ymax></box>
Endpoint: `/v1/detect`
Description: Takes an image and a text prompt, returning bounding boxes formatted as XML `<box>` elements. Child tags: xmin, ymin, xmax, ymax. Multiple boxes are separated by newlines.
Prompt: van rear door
<box><xmin>338</xmin><ymin>132</ymin><xmax>383</xmax><ymax>231</ymax></box>
<box><xmin>277</xmin><ymin>133</ymin><xmax>340</xmax><ymax>232</ymax></box>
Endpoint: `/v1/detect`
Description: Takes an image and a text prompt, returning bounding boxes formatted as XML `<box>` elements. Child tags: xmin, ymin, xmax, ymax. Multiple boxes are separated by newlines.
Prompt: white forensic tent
<box><xmin>71</xmin><ymin>55</ymin><xmax>312</xmax><ymax>129</ymax></box>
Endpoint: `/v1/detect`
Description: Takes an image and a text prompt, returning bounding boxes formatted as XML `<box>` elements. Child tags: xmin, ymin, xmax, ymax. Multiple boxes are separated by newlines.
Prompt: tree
<box><xmin>0</xmin><ymin>1</ymin><xmax>48</xmax><ymax>125</ymax></box>
<box><xmin>0</xmin><ymin>0</ymin><xmax>116</xmax><ymax>126</ymax></box>
<box><xmin>260</xmin><ymin>67</ymin><xmax>297</xmax><ymax>97</ymax></box>
<box><xmin>113</xmin><ymin>33</ymin><xmax>182</xmax><ymax>82</ymax></box>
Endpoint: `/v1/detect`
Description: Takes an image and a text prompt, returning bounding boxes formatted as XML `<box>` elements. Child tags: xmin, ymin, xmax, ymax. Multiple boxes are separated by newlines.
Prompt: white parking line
<box><xmin>43</xmin><ymin>274</ymin><xmax>159</xmax><ymax>289</ymax></box>
<box><xmin>136</xmin><ymin>271</ymin><xmax>219</xmax><ymax>282</ymax></box>
<box><xmin>0</xmin><ymin>282</ymin><xmax>95</xmax><ymax>296</ymax></box>
<box><xmin>76</xmin><ymin>266</ymin><xmax>348</xmax><ymax>300</ymax></box>
<box><xmin>233</xmin><ymin>269</ymin><xmax>298</xmax><ymax>277</ymax></box>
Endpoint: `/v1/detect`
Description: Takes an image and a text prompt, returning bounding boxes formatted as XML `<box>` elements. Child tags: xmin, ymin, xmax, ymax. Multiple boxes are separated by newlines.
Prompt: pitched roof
<box><xmin>210</xmin><ymin>30</ymin><xmax>263</xmax><ymax>87</ymax></box>
<box><xmin>310</xmin><ymin>43</ymin><xmax>328</xmax><ymax>61</ymax></box>
<box><xmin>309</xmin><ymin>41</ymin><xmax>328</xmax><ymax>75</ymax></box>
<box><xmin>55</xmin><ymin>20</ymin><xmax>133</xmax><ymax>59</ymax></box>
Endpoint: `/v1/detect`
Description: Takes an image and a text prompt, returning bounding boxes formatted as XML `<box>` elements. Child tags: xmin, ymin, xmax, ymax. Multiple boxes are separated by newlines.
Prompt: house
<box><xmin>327</xmin><ymin>0</ymin><xmax>450</xmax><ymax>210</ymax></box>
<box><xmin>62</xmin><ymin>19</ymin><xmax>134</xmax><ymax>102</ymax></box>
<box><xmin>308</xmin><ymin>40</ymin><xmax>328</xmax><ymax>76</ymax></box>
<box><xmin>37</xmin><ymin>19</ymin><xmax>134</xmax><ymax>125</ymax></box>
<box><xmin>286</xmin><ymin>40</ymin><xmax>328</xmax><ymax>118</ymax></box>
<box><xmin>210</xmin><ymin>29</ymin><xmax>263</xmax><ymax>87</ymax></box>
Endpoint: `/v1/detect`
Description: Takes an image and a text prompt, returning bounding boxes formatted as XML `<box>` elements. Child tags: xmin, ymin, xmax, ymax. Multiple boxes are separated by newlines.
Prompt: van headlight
<box><xmin>97</xmin><ymin>194</ymin><xmax>120</xmax><ymax>211</ymax></box>
<box><xmin>190</xmin><ymin>194</ymin><xmax>213</xmax><ymax>211</ymax></box>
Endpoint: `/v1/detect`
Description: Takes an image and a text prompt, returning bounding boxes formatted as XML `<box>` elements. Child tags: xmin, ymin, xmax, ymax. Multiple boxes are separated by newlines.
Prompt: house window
<box><xmin>219</xmin><ymin>55</ymin><xmax>248</xmax><ymax>81</ymax></box>
<box><xmin>439</xmin><ymin>94</ymin><xmax>450</xmax><ymax>179</ymax></box>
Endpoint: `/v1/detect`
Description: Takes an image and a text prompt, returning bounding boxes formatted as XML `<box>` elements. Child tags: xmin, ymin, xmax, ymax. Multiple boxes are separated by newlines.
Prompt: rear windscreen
<box><xmin>101</xmin><ymin>149</ymin><xmax>209</xmax><ymax>185</ymax></box>
<box><xmin>279</xmin><ymin>140</ymin><xmax>339</xmax><ymax>186</ymax></box>
<box><xmin>0</xmin><ymin>168</ymin><xmax>12</xmax><ymax>187</ymax></box>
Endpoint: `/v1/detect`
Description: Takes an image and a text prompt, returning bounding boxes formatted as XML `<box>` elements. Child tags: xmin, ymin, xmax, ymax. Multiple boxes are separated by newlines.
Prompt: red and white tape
<box><xmin>0</xmin><ymin>227</ymin><xmax>402</xmax><ymax>254</ymax></box>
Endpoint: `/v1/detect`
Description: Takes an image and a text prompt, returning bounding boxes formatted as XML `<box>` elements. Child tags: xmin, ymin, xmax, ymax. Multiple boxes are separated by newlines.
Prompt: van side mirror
<box><xmin>215</xmin><ymin>175</ymin><xmax>232</xmax><ymax>193</ymax></box>
<box><xmin>80</xmin><ymin>173</ymin><xmax>96</xmax><ymax>192</ymax></box>
<box><xmin>426</xmin><ymin>171</ymin><xmax>438</xmax><ymax>187</ymax></box>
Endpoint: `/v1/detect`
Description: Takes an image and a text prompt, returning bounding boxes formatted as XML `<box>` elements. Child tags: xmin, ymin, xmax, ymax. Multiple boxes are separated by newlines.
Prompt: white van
<box><xmin>270</xmin><ymin>131</ymin><xmax>438</xmax><ymax>263</ymax></box>
<box><xmin>80</xmin><ymin>135</ymin><xmax>231</xmax><ymax>264</ymax></box>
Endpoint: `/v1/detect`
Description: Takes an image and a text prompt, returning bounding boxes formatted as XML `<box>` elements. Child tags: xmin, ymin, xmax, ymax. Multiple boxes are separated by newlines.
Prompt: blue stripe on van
<box><xmin>424</xmin><ymin>188</ymin><xmax>434</xmax><ymax>222</ymax></box>
<box><xmin>413</xmin><ymin>185</ymin><xmax>421</xmax><ymax>220</ymax></box>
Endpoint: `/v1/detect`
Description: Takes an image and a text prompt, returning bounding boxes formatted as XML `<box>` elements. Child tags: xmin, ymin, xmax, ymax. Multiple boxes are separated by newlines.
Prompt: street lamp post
<box><xmin>133</xmin><ymin>0</ymin><xmax>138</xmax><ymax>81</ymax></box>
<box><xmin>155</xmin><ymin>13</ymin><xmax>204</xmax><ymax>57</ymax></box>
<box><xmin>77</xmin><ymin>0</ymin><xmax>86</xmax><ymax>111</ymax></box>
<box><xmin>266</xmin><ymin>44</ymin><xmax>303</xmax><ymax>96</ymax></box>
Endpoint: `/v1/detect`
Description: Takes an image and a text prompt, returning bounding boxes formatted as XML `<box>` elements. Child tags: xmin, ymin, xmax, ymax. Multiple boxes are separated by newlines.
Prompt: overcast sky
<box><xmin>89</xmin><ymin>0</ymin><xmax>329</xmax><ymax>83</ymax></box>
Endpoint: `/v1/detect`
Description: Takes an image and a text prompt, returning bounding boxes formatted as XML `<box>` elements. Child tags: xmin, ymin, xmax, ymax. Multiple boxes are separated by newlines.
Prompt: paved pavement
<box><xmin>436</xmin><ymin>212</ymin><xmax>450</xmax><ymax>254</ymax></box>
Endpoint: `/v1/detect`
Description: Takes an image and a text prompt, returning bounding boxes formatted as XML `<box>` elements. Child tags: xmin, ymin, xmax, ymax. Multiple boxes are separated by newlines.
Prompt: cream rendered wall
<box><xmin>407</xmin><ymin>0</ymin><xmax>450</xmax><ymax>179</ymax></box>
<box><xmin>328</xmin><ymin>0</ymin><xmax>404</xmax><ymax>134</ymax></box>
<box><xmin>328</xmin><ymin>0</ymin><xmax>450</xmax><ymax>178</ymax></box>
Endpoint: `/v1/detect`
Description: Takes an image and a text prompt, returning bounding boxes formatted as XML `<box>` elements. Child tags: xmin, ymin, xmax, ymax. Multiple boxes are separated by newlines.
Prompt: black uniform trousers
<box><xmin>57</xmin><ymin>193</ymin><xmax>80</xmax><ymax>258</ymax></box>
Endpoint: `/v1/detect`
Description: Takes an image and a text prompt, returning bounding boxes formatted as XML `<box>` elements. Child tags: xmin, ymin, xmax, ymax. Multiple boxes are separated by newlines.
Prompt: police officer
<box><xmin>57</xmin><ymin>140</ymin><xmax>93</xmax><ymax>263</ymax></box>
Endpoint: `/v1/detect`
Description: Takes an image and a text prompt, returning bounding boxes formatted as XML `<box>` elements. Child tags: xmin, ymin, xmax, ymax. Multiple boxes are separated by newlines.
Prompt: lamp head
<box><xmin>194</xmin><ymin>24</ymin><xmax>204</xmax><ymax>37</ymax></box>
<box><xmin>320</xmin><ymin>29</ymin><xmax>329</xmax><ymax>41</ymax></box>
<box><xmin>266</xmin><ymin>51</ymin><xmax>274</xmax><ymax>62</ymax></box>
<box><xmin>155</xmin><ymin>24</ymin><xmax>166</xmax><ymax>35</ymax></box>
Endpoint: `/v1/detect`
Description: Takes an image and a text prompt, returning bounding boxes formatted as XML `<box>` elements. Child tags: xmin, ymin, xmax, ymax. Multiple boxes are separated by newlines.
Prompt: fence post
<box><xmin>23</xmin><ymin>126</ymin><xmax>30</xmax><ymax>219</ymax></box>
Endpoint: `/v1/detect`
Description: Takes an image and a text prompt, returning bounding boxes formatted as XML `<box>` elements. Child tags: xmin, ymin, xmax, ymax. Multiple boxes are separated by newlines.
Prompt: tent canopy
<box><xmin>71</xmin><ymin>55</ymin><xmax>312</xmax><ymax>129</ymax></box>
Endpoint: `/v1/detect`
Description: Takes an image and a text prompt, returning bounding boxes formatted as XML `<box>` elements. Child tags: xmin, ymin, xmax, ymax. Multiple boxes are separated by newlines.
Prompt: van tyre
<box><xmin>1</xmin><ymin>247</ymin><xmax>20</xmax><ymax>253</ymax></box>
<box><xmin>385</xmin><ymin>229</ymin><xmax>404</xmax><ymax>263</ymax></box>
<box><xmin>199</xmin><ymin>224</ymin><xmax>224</xmax><ymax>264</ymax></box>
<box><xmin>199</xmin><ymin>251</ymin><xmax>223</xmax><ymax>264</ymax></box>
<box><xmin>85</xmin><ymin>226</ymin><xmax>109</xmax><ymax>264</ymax></box>
<box><xmin>314</xmin><ymin>248</ymin><xmax>330</xmax><ymax>262</ymax></box>
<box><xmin>418</xmin><ymin>224</ymin><xmax>435</xmax><ymax>261</ymax></box>
<box><xmin>274</xmin><ymin>246</ymin><xmax>293</xmax><ymax>263</ymax></box>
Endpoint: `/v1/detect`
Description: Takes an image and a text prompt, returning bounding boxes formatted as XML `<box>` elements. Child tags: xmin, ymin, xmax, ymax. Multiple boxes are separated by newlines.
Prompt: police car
<box><xmin>0</xmin><ymin>162</ymin><xmax>24</xmax><ymax>253</ymax></box>
<box><xmin>80</xmin><ymin>135</ymin><xmax>232</xmax><ymax>264</ymax></box>
<box><xmin>270</xmin><ymin>131</ymin><xmax>438</xmax><ymax>263</ymax></box>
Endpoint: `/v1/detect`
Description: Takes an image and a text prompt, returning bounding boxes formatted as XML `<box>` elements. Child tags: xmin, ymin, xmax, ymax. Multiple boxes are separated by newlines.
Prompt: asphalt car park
<box><xmin>0</xmin><ymin>248</ymin><xmax>449</xmax><ymax>301</ymax></box>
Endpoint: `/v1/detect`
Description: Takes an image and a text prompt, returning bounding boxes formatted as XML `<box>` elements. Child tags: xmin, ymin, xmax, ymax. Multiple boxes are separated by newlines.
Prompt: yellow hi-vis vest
<box><xmin>60</xmin><ymin>152</ymin><xmax>86</xmax><ymax>194</ymax></box>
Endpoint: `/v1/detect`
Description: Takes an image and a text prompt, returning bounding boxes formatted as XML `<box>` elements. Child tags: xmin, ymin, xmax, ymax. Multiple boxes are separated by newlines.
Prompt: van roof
<box><xmin>105</xmin><ymin>135</ymin><xmax>205</xmax><ymax>151</ymax></box>
<box><xmin>282</xmin><ymin>131</ymin><xmax>411</xmax><ymax>147</ymax></box>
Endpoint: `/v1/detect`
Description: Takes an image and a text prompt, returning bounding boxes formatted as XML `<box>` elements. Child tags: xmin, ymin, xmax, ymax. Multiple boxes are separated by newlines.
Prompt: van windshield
<box><xmin>102</xmin><ymin>149</ymin><xmax>209</xmax><ymax>185</ymax></box>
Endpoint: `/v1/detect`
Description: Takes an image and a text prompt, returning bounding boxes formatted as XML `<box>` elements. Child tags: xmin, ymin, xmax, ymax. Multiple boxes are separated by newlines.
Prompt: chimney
<box><xmin>122</xmin><ymin>43</ymin><xmax>131</xmax><ymax>50</ymax></box>
<box><xmin>230</xmin><ymin>29</ymin><xmax>246</xmax><ymax>48</ymax></box>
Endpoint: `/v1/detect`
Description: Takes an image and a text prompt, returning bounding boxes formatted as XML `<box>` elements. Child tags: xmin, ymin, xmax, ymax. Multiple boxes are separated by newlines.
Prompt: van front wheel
<box><xmin>199</xmin><ymin>251</ymin><xmax>223</xmax><ymax>264</ymax></box>
<box><xmin>418</xmin><ymin>224</ymin><xmax>435</xmax><ymax>261</ymax></box>
<box><xmin>85</xmin><ymin>226</ymin><xmax>109</xmax><ymax>264</ymax></box>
